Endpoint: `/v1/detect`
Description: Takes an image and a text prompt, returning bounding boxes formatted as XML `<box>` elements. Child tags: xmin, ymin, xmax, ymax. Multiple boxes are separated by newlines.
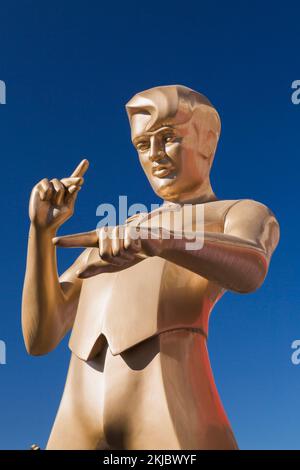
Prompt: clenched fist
<box><xmin>52</xmin><ymin>224</ymin><xmax>163</xmax><ymax>278</ymax></box>
<box><xmin>29</xmin><ymin>159</ymin><xmax>89</xmax><ymax>232</ymax></box>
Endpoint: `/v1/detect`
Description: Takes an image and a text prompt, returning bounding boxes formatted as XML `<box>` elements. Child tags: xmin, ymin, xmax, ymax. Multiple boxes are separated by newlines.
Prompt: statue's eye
<box><xmin>164</xmin><ymin>135</ymin><xmax>175</xmax><ymax>144</ymax></box>
<box><xmin>136</xmin><ymin>141</ymin><xmax>150</xmax><ymax>151</ymax></box>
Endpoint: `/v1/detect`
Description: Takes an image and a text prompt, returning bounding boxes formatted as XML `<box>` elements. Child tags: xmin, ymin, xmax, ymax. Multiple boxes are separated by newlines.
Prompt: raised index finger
<box><xmin>71</xmin><ymin>159</ymin><xmax>89</xmax><ymax>178</ymax></box>
<box><xmin>53</xmin><ymin>230</ymin><xmax>98</xmax><ymax>248</ymax></box>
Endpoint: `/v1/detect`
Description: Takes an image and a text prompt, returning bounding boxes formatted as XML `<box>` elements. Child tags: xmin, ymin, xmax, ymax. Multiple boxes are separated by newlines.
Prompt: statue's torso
<box><xmin>69</xmin><ymin>199</ymin><xmax>240</xmax><ymax>360</ymax></box>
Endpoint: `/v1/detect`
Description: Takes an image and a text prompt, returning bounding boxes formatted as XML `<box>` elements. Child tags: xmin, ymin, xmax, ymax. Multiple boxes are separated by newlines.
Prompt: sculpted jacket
<box><xmin>68</xmin><ymin>199</ymin><xmax>279</xmax><ymax>361</ymax></box>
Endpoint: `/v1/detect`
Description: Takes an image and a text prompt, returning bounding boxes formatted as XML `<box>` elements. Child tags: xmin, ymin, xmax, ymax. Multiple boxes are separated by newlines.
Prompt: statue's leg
<box><xmin>46</xmin><ymin>330</ymin><xmax>238</xmax><ymax>450</ymax></box>
<box><xmin>103</xmin><ymin>330</ymin><xmax>238</xmax><ymax>450</ymax></box>
<box><xmin>46</xmin><ymin>348</ymin><xmax>109</xmax><ymax>450</ymax></box>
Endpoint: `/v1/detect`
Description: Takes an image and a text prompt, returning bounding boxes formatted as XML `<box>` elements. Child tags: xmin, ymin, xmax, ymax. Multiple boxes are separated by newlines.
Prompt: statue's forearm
<box><xmin>22</xmin><ymin>225</ymin><xmax>67</xmax><ymax>355</ymax></box>
<box><xmin>154</xmin><ymin>231</ymin><xmax>268</xmax><ymax>293</ymax></box>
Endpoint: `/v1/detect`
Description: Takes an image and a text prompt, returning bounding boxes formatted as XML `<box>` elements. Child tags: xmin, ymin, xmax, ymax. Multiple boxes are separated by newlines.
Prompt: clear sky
<box><xmin>0</xmin><ymin>0</ymin><xmax>299</xmax><ymax>450</ymax></box>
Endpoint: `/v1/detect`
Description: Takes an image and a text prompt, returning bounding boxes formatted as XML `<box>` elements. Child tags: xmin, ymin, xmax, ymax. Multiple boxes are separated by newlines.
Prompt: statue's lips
<box><xmin>152</xmin><ymin>165</ymin><xmax>176</xmax><ymax>178</ymax></box>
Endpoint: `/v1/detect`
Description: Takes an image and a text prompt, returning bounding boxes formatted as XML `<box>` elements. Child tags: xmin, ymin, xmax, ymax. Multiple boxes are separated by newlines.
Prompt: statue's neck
<box><xmin>163</xmin><ymin>180</ymin><xmax>217</xmax><ymax>206</ymax></box>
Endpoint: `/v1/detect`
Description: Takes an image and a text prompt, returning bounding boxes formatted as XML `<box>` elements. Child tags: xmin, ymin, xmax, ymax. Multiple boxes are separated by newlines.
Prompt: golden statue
<box><xmin>22</xmin><ymin>85</ymin><xmax>280</xmax><ymax>449</ymax></box>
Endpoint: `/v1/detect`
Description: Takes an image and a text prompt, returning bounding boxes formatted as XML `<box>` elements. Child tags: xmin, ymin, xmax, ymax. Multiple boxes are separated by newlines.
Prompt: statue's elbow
<box><xmin>26</xmin><ymin>344</ymin><xmax>44</xmax><ymax>356</ymax></box>
<box><xmin>237</xmin><ymin>262</ymin><xmax>268</xmax><ymax>294</ymax></box>
<box><xmin>24</xmin><ymin>337</ymin><xmax>54</xmax><ymax>356</ymax></box>
<box><xmin>22</xmin><ymin>324</ymin><xmax>58</xmax><ymax>356</ymax></box>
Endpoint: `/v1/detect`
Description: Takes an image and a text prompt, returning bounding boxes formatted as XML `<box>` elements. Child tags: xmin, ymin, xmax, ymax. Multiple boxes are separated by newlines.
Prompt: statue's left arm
<box><xmin>154</xmin><ymin>199</ymin><xmax>280</xmax><ymax>293</ymax></box>
<box><xmin>53</xmin><ymin>199</ymin><xmax>280</xmax><ymax>293</ymax></box>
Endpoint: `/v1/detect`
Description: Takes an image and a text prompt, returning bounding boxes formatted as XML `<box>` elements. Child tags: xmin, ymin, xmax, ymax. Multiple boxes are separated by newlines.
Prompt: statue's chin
<box><xmin>154</xmin><ymin>183</ymin><xmax>202</xmax><ymax>204</ymax></box>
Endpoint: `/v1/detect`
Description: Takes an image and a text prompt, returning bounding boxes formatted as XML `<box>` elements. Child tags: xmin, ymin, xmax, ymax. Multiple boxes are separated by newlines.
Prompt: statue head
<box><xmin>126</xmin><ymin>84</ymin><xmax>221</xmax><ymax>203</ymax></box>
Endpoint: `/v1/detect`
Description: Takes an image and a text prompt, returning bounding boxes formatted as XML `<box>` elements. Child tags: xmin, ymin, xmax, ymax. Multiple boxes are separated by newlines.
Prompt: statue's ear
<box><xmin>202</xmin><ymin>129</ymin><xmax>218</xmax><ymax>163</ymax></box>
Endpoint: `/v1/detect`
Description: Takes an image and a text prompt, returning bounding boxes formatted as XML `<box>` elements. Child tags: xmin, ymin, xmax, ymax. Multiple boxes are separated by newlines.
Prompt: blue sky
<box><xmin>0</xmin><ymin>0</ymin><xmax>299</xmax><ymax>449</ymax></box>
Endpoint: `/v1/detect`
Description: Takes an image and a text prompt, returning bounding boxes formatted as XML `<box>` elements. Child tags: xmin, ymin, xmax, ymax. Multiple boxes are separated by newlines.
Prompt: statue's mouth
<box><xmin>152</xmin><ymin>165</ymin><xmax>176</xmax><ymax>178</ymax></box>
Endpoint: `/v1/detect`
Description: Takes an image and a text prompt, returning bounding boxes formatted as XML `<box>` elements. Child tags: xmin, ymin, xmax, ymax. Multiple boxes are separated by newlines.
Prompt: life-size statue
<box><xmin>22</xmin><ymin>85</ymin><xmax>280</xmax><ymax>450</ymax></box>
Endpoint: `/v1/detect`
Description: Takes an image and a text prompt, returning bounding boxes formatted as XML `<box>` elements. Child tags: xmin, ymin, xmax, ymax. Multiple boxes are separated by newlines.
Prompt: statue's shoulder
<box><xmin>203</xmin><ymin>198</ymin><xmax>279</xmax><ymax>230</ymax></box>
<box><xmin>204</xmin><ymin>198</ymin><xmax>275</xmax><ymax>216</ymax></box>
<box><xmin>202</xmin><ymin>198</ymin><xmax>241</xmax><ymax>222</ymax></box>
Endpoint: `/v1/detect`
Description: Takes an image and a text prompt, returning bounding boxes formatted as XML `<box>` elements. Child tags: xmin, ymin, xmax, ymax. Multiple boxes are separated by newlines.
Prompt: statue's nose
<box><xmin>149</xmin><ymin>139</ymin><xmax>165</xmax><ymax>162</ymax></box>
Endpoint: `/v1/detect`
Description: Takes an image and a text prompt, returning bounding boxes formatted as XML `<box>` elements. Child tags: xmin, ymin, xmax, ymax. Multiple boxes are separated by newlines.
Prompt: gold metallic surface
<box><xmin>22</xmin><ymin>85</ymin><xmax>280</xmax><ymax>449</ymax></box>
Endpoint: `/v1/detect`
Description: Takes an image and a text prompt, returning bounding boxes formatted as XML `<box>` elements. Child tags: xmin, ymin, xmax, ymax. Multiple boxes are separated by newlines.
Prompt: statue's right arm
<box><xmin>22</xmin><ymin>160</ymin><xmax>89</xmax><ymax>356</ymax></box>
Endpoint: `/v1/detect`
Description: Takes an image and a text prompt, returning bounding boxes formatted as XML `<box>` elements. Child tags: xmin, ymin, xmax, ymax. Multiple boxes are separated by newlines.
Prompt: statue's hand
<box><xmin>52</xmin><ymin>225</ymin><xmax>162</xmax><ymax>278</ymax></box>
<box><xmin>29</xmin><ymin>159</ymin><xmax>89</xmax><ymax>232</ymax></box>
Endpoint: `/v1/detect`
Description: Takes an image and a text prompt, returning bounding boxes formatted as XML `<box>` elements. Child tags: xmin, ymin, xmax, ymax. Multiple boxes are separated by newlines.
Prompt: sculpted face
<box><xmin>126</xmin><ymin>85</ymin><xmax>221</xmax><ymax>203</ymax></box>
<box><xmin>131</xmin><ymin>117</ymin><xmax>215</xmax><ymax>203</ymax></box>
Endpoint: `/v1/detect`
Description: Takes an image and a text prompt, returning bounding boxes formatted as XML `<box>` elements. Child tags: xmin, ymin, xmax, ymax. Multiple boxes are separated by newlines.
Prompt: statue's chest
<box><xmin>79</xmin><ymin>256</ymin><xmax>167</xmax><ymax>309</ymax></box>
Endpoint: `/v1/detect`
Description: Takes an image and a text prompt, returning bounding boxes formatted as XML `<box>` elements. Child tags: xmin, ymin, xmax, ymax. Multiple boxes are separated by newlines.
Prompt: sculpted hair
<box><xmin>125</xmin><ymin>85</ymin><xmax>221</xmax><ymax>142</ymax></box>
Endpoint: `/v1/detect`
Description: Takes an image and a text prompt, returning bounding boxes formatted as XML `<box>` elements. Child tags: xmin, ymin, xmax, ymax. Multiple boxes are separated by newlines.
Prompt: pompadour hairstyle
<box><xmin>125</xmin><ymin>84</ymin><xmax>221</xmax><ymax>140</ymax></box>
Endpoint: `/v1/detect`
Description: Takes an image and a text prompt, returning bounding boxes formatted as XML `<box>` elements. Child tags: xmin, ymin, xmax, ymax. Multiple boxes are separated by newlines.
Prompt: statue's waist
<box><xmin>69</xmin><ymin>307</ymin><xmax>210</xmax><ymax>362</ymax></box>
<box><xmin>68</xmin><ymin>258</ymin><xmax>223</xmax><ymax>361</ymax></box>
